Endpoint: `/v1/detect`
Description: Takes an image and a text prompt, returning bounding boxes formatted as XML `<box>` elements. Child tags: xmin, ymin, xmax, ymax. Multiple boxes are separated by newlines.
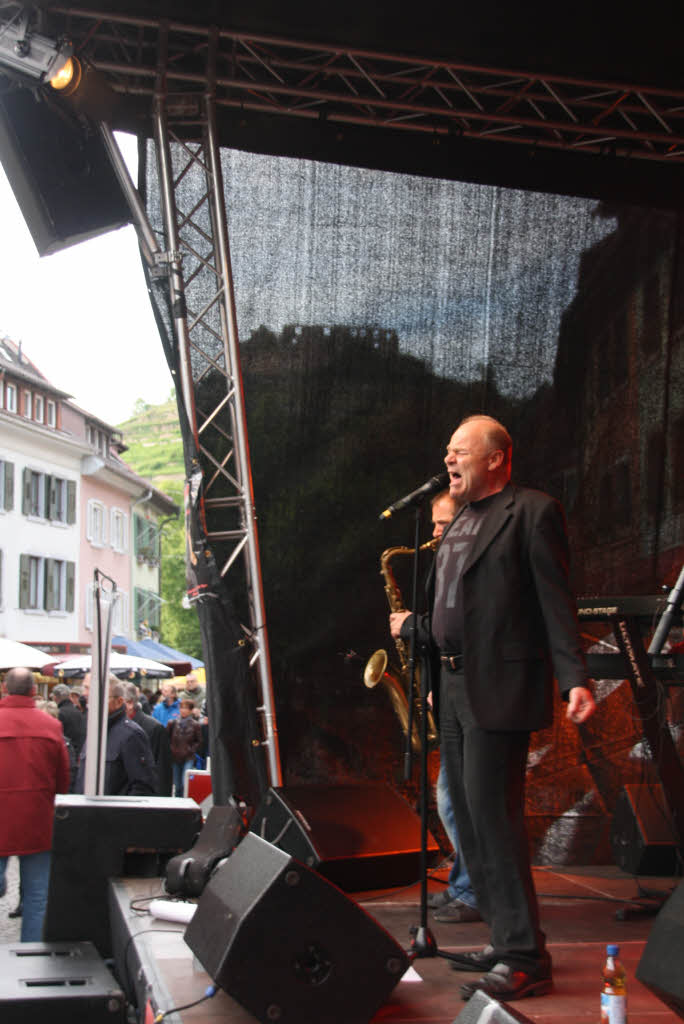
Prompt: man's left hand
<box><xmin>566</xmin><ymin>686</ymin><xmax>596</xmax><ymax>724</ymax></box>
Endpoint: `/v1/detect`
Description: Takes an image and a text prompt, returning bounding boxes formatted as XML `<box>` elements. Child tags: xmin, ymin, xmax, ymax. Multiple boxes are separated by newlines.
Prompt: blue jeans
<box><xmin>173</xmin><ymin>759</ymin><xmax>194</xmax><ymax>796</ymax></box>
<box><xmin>0</xmin><ymin>851</ymin><xmax>51</xmax><ymax>941</ymax></box>
<box><xmin>436</xmin><ymin>761</ymin><xmax>477</xmax><ymax>909</ymax></box>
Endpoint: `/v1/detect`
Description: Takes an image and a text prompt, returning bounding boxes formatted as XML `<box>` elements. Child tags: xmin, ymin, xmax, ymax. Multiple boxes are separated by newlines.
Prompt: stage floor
<box><xmin>108</xmin><ymin>860</ymin><xmax>682</xmax><ymax>1023</ymax></box>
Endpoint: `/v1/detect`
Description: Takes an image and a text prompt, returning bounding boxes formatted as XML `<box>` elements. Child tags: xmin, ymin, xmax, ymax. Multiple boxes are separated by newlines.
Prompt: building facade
<box><xmin>0</xmin><ymin>337</ymin><xmax>177</xmax><ymax>651</ymax></box>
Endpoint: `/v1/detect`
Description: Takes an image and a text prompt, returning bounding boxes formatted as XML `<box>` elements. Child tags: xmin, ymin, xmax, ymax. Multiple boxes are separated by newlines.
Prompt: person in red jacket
<box><xmin>0</xmin><ymin>667</ymin><xmax>70</xmax><ymax>941</ymax></box>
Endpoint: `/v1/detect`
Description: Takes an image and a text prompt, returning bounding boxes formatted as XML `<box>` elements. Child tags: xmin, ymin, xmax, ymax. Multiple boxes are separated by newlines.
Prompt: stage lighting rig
<box><xmin>0</xmin><ymin>10</ymin><xmax>72</xmax><ymax>84</ymax></box>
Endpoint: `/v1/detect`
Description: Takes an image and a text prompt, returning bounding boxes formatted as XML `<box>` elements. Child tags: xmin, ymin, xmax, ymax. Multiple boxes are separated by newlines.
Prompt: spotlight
<box><xmin>0</xmin><ymin>15</ymin><xmax>72</xmax><ymax>84</ymax></box>
<box><xmin>49</xmin><ymin>55</ymin><xmax>82</xmax><ymax>96</ymax></box>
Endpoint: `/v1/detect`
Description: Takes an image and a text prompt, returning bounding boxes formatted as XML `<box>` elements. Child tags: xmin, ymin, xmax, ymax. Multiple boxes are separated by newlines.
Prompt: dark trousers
<box><xmin>439</xmin><ymin>668</ymin><xmax>546</xmax><ymax>971</ymax></box>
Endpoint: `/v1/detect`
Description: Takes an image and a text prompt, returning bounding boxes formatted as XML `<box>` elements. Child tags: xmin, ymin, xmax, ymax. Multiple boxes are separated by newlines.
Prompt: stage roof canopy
<box><xmin>4</xmin><ymin>1</ymin><xmax>681</xmax><ymax>207</ymax></box>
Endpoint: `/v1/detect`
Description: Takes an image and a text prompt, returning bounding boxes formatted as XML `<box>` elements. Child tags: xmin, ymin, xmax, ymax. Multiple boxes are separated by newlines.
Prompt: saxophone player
<box><xmin>387</xmin><ymin>488</ymin><xmax>481</xmax><ymax>924</ymax></box>
<box><xmin>390</xmin><ymin>415</ymin><xmax>595</xmax><ymax>1004</ymax></box>
<box><xmin>425</xmin><ymin>491</ymin><xmax>482</xmax><ymax>924</ymax></box>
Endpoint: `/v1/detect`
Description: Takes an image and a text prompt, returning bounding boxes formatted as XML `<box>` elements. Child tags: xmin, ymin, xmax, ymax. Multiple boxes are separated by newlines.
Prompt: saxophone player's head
<box><xmin>431</xmin><ymin>489</ymin><xmax>459</xmax><ymax>540</ymax></box>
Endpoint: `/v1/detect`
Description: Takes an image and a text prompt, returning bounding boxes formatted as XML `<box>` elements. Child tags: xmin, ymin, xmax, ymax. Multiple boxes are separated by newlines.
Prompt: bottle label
<box><xmin>601</xmin><ymin>992</ymin><xmax>626</xmax><ymax>1024</ymax></box>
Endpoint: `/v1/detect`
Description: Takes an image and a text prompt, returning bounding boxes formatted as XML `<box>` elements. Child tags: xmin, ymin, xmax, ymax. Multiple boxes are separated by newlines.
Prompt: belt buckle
<box><xmin>443</xmin><ymin>654</ymin><xmax>462</xmax><ymax>671</ymax></box>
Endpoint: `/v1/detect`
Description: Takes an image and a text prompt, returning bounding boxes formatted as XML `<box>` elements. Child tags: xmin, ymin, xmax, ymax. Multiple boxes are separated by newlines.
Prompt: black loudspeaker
<box><xmin>636</xmin><ymin>880</ymin><xmax>684</xmax><ymax>1019</ymax></box>
<box><xmin>610</xmin><ymin>783</ymin><xmax>679</xmax><ymax>876</ymax></box>
<box><xmin>452</xmin><ymin>990</ymin><xmax>535</xmax><ymax>1023</ymax></box>
<box><xmin>249</xmin><ymin>782</ymin><xmax>439</xmax><ymax>890</ymax></box>
<box><xmin>0</xmin><ymin>942</ymin><xmax>125</xmax><ymax>1023</ymax></box>
<box><xmin>184</xmin><ymin>832</ymin><xmax>409</xmax><ymax>1024</ymax></box>
<box><xmin>44</xmin><ymin>795</ymin><xmax>202</xmax><ymax>956</ymax></box>
<box><xmin>0</xmin><ymin>83</ymin><xmax>130</xmax><ymax>256</ymax></box>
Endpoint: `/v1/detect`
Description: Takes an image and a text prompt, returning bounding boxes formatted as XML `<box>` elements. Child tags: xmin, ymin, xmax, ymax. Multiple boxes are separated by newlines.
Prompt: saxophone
<box><xmin>363</xmin><ymin>541</ymin><xmax>439</xmax><ymax>752</ymax></box>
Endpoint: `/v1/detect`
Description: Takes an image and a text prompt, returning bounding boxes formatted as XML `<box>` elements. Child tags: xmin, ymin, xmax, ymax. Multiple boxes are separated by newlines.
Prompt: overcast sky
<box><xmin>0</xmin><ymin>133</ymin><xmax>174</xmax><ymax>427</ymax></box>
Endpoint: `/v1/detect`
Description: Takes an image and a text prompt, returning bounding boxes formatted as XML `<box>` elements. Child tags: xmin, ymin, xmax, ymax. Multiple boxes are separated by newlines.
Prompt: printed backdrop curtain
<box><xmin>145</xmin><ymin>142</ymin><xmax>684</xmax><ymax>861</ymax></box>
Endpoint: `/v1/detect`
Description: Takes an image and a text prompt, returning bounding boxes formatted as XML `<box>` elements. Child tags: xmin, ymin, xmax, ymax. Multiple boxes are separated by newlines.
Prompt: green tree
<box><xmin>133</xmin><ymin>397</ymin><xmax>150</xmax><ymax>417</ymax></box>
<box><xmin>159</xmin><ymin>481</ymin><xmax>203</xmax><ymax>659</ymax></box>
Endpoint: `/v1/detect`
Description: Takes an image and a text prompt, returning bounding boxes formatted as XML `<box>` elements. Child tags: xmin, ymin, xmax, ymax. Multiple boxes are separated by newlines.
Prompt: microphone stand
<box><xmin>402</xmin><ymin>506</ymin><xmax>461</xmax><ymax>965</ymax></box>
<box><xmin>648</xmin><ymin>563</ymin><xmax>684</xmax><ymax>658</ymax></box>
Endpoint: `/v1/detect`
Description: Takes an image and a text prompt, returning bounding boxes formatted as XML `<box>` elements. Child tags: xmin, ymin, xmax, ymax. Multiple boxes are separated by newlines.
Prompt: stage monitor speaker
<box><xmin>0</xmin><ymin>83</ymin><xmax>131</xmax><ymax>256</ymax></box>
<box><xmin>185</xmin><ymin>831</ymin><xmax>409</xmax><ymax>1024</ymax></box>
<box><xmin>249</xmin><ymin>782</ymin><xmax>439</xmax><ymax>890</ymax></box>
<box><xmin>636</xmin><ymin>880</ymin><xmax>684</xmax><ymax>1019</ymax></box>
<box><xmin>0</xmin><ymin>941</ymin><xmax>125</xmax><ymax>1023</ymax></box>
<box><xmin>452</xmin><ymin>990</ymin><xmax>535</xmax><ymax>1023</ymax></box>
<box><xmin>611</xmin><ymin>783</ymin><xmax>679</xmax><ymax>876</ymax></box>
<box><xmin>44</xmin><ymin>794</ymin><xmax>202</xmax><ymax>957</ymax></box>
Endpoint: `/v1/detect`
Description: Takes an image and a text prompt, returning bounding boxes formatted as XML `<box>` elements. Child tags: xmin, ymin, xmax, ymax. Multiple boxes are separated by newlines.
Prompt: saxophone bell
<box><xmin>363</xmin><ymin>648</ymin><xmax>423</xmax><ymax>753</ymax></box>
<box><xmin>363</xmin><ymin>649</ymin><xmax>389</xmax><ymax>689</ymax></box>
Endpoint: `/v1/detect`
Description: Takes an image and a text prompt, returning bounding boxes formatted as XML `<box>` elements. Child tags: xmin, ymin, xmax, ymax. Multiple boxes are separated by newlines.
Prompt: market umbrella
<box><xmin>0</xmin><ymin>637</ymin><xmax>53</xmax><ymax>671</ymax></box>
<box><xmin>51</xmin><ymin>651</ymin><xmax>174</xmax><ymax>679</ymax></box>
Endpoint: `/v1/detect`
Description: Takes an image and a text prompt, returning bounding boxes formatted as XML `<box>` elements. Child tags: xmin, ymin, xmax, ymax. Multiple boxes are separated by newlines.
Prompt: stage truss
<box><xmin>92</xmin><ymin>27</ymin><xmax>283</xmax><ymax>787</ymax></box>
<box><xmin>42</xmin><ymin>6</ymin><xmax>684</xmax><ymax>164</ymax></box>
<box><xmin>145</xmin><ymin>89</ymin><xmax>282</xmax><ymax>786</ymax></box>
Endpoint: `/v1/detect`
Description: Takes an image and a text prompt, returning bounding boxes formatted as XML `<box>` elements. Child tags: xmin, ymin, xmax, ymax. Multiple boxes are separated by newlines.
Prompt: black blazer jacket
<box><xmin>409</xmin><ymin>483</ymin><xmax>587</xmax><ymax>732</ymax></box>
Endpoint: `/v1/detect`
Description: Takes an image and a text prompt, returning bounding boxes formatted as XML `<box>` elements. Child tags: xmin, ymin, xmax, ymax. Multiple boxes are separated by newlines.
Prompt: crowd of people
<box><xmin>0</xmin><ymin>665</ymin><xmax>208</xmax><ymax>942</ymax></box>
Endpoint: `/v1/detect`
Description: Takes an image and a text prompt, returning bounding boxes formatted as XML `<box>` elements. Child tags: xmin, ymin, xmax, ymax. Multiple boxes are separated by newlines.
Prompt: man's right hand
<box><xmin>389</xmin><ymin>610</ymin><xmax>413</xmax><ymax>638</ymax></box>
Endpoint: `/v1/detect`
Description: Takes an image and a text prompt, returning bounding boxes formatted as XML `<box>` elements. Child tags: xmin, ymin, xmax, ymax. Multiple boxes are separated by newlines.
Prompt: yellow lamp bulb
<box><xmin>50</xmin><ymin>56</ymin><xmax>82</xmax><ymax>94</ymax></box>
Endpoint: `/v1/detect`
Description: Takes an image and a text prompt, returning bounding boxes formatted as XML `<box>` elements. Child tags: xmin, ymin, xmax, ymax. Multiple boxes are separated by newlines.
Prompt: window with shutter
<box><xmin>67</xmin><ymin>480</ymin><xmax>76</xmax><ymax>524</ymax></box>
<box><xmin>45</xmin><ymin>558</ymin><xmax>57</xmax><ymax>611</ymax></box>
<box><xmin>4</xmin><ymin>461</ymin><xmax>13</xmax><ymax>511</ymax></box>
<box><xmin>22</xmin><ymin>467</ymin><xmax>31</xmax><ymax>515</ymax></box>
<box><xmin>27</xmin><ymin>556</ymin><xmax>44</xmax><ymax>609</ymax></box>
<box><xmin>19</xmin><ymin>554</ymin><xmax>30</xmax><ymax>608</ymax></box>
<box><xmin>111</xmin><ymin>508</ymin><xmax>128</xmax><ymax>552</ymax></box>
<box><xmin>0</xmin><ymin>460</ymin><xmax>14</xmax><ymax>511</ymax></box>
<box><xmin>87</xmin><ymin>499</ymin><xmax>107</xmax><ymax>546</ymax></box>
<box><xmin>66</xmin><ymin>561</ymin><xmax>75</xmax><ymax>612</ymax></box>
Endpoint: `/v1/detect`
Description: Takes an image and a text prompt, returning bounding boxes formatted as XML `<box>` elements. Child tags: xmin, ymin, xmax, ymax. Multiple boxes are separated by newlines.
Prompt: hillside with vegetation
<box><xmin>118</xmin><ymin>396</ymin><xmax>202</xmax><ymax>659</ymax></box>
<box><xmin>118</xmin><ymin>397</ymin><xmax>185</xmax><ymax>486</ymax></box>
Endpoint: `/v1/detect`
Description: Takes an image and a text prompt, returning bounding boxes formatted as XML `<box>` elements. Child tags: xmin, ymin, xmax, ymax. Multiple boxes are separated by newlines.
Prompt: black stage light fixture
<box><xmin>0</xmin><ymin>79</ymin><xmax>132</xmax><ymax>255</ymax></box>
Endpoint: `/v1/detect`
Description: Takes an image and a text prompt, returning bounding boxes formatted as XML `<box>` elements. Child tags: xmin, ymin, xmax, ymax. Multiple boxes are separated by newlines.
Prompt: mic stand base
<box><xmin>409</xmin><ymin>924</ymin><xmax>475</xmax><ymax>964</ymax></box>
<box><xmin>409</xmin><ymin>924</ymin><xmax>438</xmax><ymax>958</ymax></box>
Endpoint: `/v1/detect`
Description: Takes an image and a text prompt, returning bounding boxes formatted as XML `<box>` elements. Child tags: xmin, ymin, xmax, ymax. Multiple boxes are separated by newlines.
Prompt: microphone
<box><xmin>379</xmin><ymin>472</ymin><xmax>449</xmax><ymax>520</ymax></box>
